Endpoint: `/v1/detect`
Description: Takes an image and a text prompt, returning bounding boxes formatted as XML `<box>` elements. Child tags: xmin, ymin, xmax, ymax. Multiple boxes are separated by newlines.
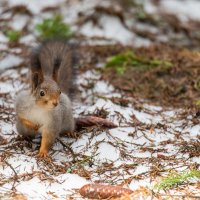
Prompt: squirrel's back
<box><xmin>30</xmin><ymin>40</ymin><xmax>77</xmax><ymax>96</ymax></box>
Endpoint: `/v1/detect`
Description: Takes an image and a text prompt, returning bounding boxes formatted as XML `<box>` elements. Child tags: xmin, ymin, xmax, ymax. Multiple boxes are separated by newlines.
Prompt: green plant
<box><xmin>6</xmin><ymin>30</ymin><xmax>21</xmax><ymax>42</ymax></box>
<box><xmin>154</xmin><ymin>169</ymin><xmax>200</xmax><ymax>190</ymax></box>
<box><xmin>195</xmin><ymin>100</ymin><xmax>200</xmax><ymax>106</ymax></box>
<box><xmin>105</xmin><ymin>51</ymin><xmax>172</xmax><ymax>75</ymax></box>
<box><xmin>36</xmin><ymin>15</ymin><xmax>72</xmax><ymax>40</ymax></box>
<box><xmin>194</xmin><ymin>77</ymin><xmax>200</xmax><ymax>90</ymax></box>
<box><xmin>135</xmin><ymin>0</ymin><xmax>146</xmax><ymax>20</ymax></box>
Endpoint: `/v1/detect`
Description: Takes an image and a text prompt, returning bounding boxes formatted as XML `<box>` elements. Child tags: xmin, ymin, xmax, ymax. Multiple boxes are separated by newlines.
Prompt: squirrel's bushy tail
<box><xmin>30</xmin><ymin>40</ymin><xmax>78</xmax><ymax>98</ymax></box>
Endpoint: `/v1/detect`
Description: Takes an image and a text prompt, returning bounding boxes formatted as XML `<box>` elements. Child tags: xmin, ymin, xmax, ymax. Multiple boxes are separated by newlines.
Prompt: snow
<box><xmin>130</xmin><ymin>179</ymin><xmax>152</xmax><ymax>193</ymax></box>
<box><xmin>1</xmin><ymin>155</ymin><xmax>38</xmax><ymax>175</ymax></box>
<box><xmin>15</xmin><ymin>174</ymin><xmax>88</xmax><ymax>200</ymax></box>
<box><xmin>0</xmin><ymin>82</ymin><xmax>14</xmax><ymax>93</ymax></box>
<box><xmin>20</xmin><ymin>34</ymin><xmax>36</xmax><ymax>45</ymax></box>
<box><xmin>80</xmin><ymin>15</ymin><xmax>134</xmax><ymax>45</ymax></box>
<box><xmin>10</xmin><ymin>14</ymin><xmax>29</xmax><ymax>31</ymax></box>
<box><xmin>144</xmin><ymin>0</ymin><xmax>157</xmax><ymax>14</ymax></box>
<box><xmin>0</xmin><ymin>55</ymin><xmax>23</xmax><ymax>71</ymax></box>
<box><xmin>161</xmin><ymin>0</ymin><xmax>200</xmax><ymax>21</ymax></box>
<box><xmin>8</xmin><ymin>0</ymin><xmax>66</xmax><ymax>15</ymax></box>
<box><xmin>144</xmin><ymin>0</ymin><xmax>200</xmax><ymax>22</ymax></box>
<box><xmin>0</xmin><ymin>0</ymin><xmax>200</xmax><ymax>199</ymax></box>
<box><xmin>96</xmin><ymin>142</ymin><xmax>120</xmax><ymax>161</ymax></box>
<box><xmin>0</xmin><ymin>33</ymin><xmax>8</xmax><ymax>43</ymax></box>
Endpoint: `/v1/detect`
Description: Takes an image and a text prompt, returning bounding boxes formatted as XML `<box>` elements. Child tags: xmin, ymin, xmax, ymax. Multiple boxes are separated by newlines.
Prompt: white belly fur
<box><xmin>23</xmin><ymin>105</ymin><xmax>51</xmax><ymax>129</ymax></box>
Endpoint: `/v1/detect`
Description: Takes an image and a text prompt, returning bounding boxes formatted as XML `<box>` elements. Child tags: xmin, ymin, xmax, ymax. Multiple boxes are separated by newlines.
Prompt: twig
<box><xmin>57</xmin><ymin>138</ymin><xmax>77</xmax><ymax>162</ymax></box>
<box><xmin>4</xmin><ymin>160</ymin><xmax>19</xmax><ymax>190</ymax></box>
<box><xmin>158</xmin><ymin>193</ymin><xmax>200</xmax><ymax>199</ymax></box>
<box><xmin>4</xmin><ymin>160</ymin><xmax>18</xmax><ymax>180</ymax></box>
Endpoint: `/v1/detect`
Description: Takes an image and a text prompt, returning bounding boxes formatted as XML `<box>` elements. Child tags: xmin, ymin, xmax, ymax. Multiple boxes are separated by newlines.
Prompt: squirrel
<box><xmin>15</xmin><ymin>40</ymin><xmax>76</xmax><ymax>157</ymax></box>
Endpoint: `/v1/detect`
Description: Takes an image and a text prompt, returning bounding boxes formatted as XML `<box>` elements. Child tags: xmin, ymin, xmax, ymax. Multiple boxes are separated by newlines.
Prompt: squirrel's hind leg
<box><xmin>38</xmin><ymin>129</ymin><xmax>56</xmax><ymax>157</ymax></box>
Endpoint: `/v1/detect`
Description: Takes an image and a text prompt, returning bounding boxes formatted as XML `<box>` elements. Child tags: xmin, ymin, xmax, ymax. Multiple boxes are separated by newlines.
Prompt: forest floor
<box><xmin>0</xmin><ymin>0</ymin><xmax>199</xmax><ymax>199</ymax></box>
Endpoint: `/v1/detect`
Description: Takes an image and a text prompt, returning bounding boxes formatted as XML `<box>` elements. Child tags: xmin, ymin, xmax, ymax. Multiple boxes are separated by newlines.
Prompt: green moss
<box><xmin>134</xmin><ymin>0</ymin><xmax>147</xmax><ymax>20</ymax></box>
<box><xmin>105</xmin><ymin>51</ymin><xmax>172</xmax><ymax>74</ymax></box>
<box><xmin>36</xmin><ymin>15</ymin><xmax>72</xmax><ymax>40</ymax></box>
<box><xmin>195</xmin><ymin>100</ymin><xmax>200</xmax><ymax>106</ymax></box>
<box><xmin>154</xmin><ymin>169</ymin><xmax>200</xmax><ymax>190</ymax></box>
<box><xmin>6</xmin><ymin>30</ymin><xmax>21</xmax><ymax>42</ymax></box>
<box><xmin>194</xmin><ymin>77</ymin><xmax>200</xmax><ymax>90</ymax></box>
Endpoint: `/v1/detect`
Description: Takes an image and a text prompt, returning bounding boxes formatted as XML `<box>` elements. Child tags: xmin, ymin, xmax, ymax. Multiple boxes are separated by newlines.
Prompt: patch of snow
<box><xmin>0</xmin><ymin>122</ymin><xmax>14</xmax><ymax>138</ymax></box>
<box><xmin>0</xmin><ymin>43</ymin><xmax>8</xmax><ymax>50</ymax></box>
<box><xmin>134</xmin><ymin>23</ymin><xmax>158</xmax><ymax>34</ymax></box>
<box><xmin>72</xmin><ymin>134</ymin><xmax>92</xmax><ymax>153</ymax></box>
<box><xmin>130</xmin><ymin>178</ymin><xmax>152</xmax><ymax>190</ymax></box>
<box><xmin>8</xmin><ymin>0</ymin><xmax>66</xmax><ymax>15</ymax></box>
<box><xmin>15</xmin><ymin>178</ymin><xmax>50</xmax><ymax>200</ymax></box>
<box><xmin>94</xmin><ymin>81</ymin><xmax>114</xmax><ymax>94</ymax></box>
<box><xmin>161</xmin><ymin>0</ymin><xmax>200</xmax><ymax>22</ymax></box>
<box><xmin>62</xmin><ymin>0</ymin><xmax>103</xmax><ymax>24</ymax></box>
<box><xmin>144</xmin><ymin>0</ymin><xmax>157</xmax><ymax>14</ymax></box>
<box><xmin>192</xmin><ymin>157</ymin><xmax>200</xmax><ymax>164</ymax></box>
<box><xmin>0</xmin><ymin>54</ymin><xmax>23</xmax><ymax>71</ymax></box>
<box><xmin>110</xmin><ymin>127</ymin><xmax>135</xmax><ymax>142</ymax></box>
<box><xmin>157</xmin><ymin>35</ymin><xmax>169</xmax><ymax>43</ymax></box>
<box><xmin>10</xmin><ymin>48</ymin><xmax>22</xmax><ymax>54</ymax></box>
<box><xmin>0</xmin><ymin>82</ymin><xmax>15</xmax><ymax>93</ymax></box>
<box><xmin>55</xmin><ymin>173</ymin><xmax>89</xmax><ymax>191</ymax></box>
<box><xmin>90</xmin><ymin>132</ymin><xmax>109</xmax><ymax>144</ymax></box>
<box><xmin>132</xmin><ymin>165</ymin><xmax>150</xmax><ymax>176</ymax></box>
<box><xmin>1</xmin><ymin>69</ymin><xmax>22</xmax><ymax>79</ymax></box>
<box><xmin>10</xmin><ymin>14</ymin><xmax>29</xmax><ymax>31</ymax></box>
<box><xmin>134</xmin><ymin>151</ymin><xmax>152</xmax><ymax>158</ymax></box>
<box><xmin>143</xmin><ymin>104</ymin><xmax>163</xmax><ymax>112</ymax></box>
<box><xmin>0</xmin><ymin>155</ymin><xmax>38</xmax><ymax>176</ymax></box>
<box><xmin>134</xmin><ymin>36</ymin><xmax>152</xmax><ymax>47</ymax></box>
<box><xmin>186</xmin><ymin>125</ymin><xmax>200</xmax><ymax>137</ymax></box>
<box><xmin>80</xmin><ymin>15</ymin><xmax>134</xmax><ymax>45</ymax></box>
<box><xmin>96</xmin><ymin>142</ymin><xmax>120</xmax><ymax>161</ymax></box>
<box><xmin>132</xmin><ymin>110</ymin><xmax>156</xmax><ymax>124</ymax></box>
<box><xmin>0</xmin><ymin>32</ymin><xmax>8</xmax><ymax>43</ymax></box>
<box><xmin>0</xmin><ymin>12</ymin><xmax>12</xmax><ymax>20</ymax></box>
<box><xmin>144</xmin><ymin>0</ymin><xmax>200</xmax><ymax>22</ymax></box>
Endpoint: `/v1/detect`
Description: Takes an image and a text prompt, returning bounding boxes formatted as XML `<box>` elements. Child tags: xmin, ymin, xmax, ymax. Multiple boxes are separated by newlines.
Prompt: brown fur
<box><xmin>38</xmin><ymin>128</ymin><xmax>55</xmax><ymax>157</ymax></box>
<box><xmin>18</xmin><ymin>116</ymin><xmax>40</xmax><ymax>131</ymax></box>
<box><xmin>30</xmin><ymin>40</ymin><xmax>77</xmax><ymax>96</ymax></box>
<box><xmin>15</xmin><ymin>40</ymin><xmax>76</xmax><ymax>157</ymax></box>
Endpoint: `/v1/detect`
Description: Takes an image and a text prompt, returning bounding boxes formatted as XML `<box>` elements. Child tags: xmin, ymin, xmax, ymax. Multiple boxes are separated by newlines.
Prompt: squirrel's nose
<box><xmin>52</xmin><ymin>101</ymin><xmax>58</xmax><ymax>107</ymax></box>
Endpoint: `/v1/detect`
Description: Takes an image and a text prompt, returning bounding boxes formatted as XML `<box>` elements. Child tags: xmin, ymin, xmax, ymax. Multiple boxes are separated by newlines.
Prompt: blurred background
<box><xmin>1</xmin><ymin>0</ymin><xmax>200</xmax><ymax>108</ymax></box>
<box><xmin>1</xmin><ymin>0</ymin><xmax>200</xmax><ymax>48</ymax></box>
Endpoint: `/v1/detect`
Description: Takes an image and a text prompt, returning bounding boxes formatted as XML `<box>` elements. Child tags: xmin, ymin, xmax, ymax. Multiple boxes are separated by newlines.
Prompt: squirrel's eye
<box><xmin>40</xmin><ymin>90</ymin><xmax>45</xmax><ymax>96</ymax></box>
<box><xmin>59</xmin><ymin>91</ymin><xmax>61</xmax><ymax>94</ymax></box>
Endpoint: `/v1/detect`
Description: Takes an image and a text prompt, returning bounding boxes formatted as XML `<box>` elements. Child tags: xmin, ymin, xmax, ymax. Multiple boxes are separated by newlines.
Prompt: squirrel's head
<box><xmin>32</xmin><ymin>72</ymin><xmax>61</xmax><ymax>110</ymax></box>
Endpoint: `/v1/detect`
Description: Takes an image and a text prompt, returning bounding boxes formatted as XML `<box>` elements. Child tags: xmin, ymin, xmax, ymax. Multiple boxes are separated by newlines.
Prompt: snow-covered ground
<box><xmin>145</xmin><ymin>0</ymin><xmax>200</xmax><ymax>22</ymax></box>
<box><xmin>0</xmin><ymin>0</ymin><xmax>200</xmax><ymax>199</ymax></box>
<box><xmin>1</xmin><ymin>68</ymin><xmax>200</xmax><ymax>199</ymax></box>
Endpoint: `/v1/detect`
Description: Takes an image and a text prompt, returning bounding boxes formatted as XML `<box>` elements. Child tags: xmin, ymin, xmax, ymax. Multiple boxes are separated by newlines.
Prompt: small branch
<box><xmin>157</xmin><ymin>193</ymin><xmax>200</xmax><ymax>199</ymax></box>
<box><xmin>57</xmin><ymin>138</ymin><xmax>77</xmax><ymax>162</ymax></box>
<box><xmin>4</xmin><ymin>160</ymin><xmax>18</xmax><ymax>180</ymax></box>
<box><xmin>4</xmin><ymin>160</ymin><xmax>19</xmax><ymax>190</ymax></box>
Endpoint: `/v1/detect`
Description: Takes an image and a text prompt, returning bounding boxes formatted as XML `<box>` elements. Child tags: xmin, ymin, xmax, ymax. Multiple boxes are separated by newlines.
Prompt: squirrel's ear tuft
<box><xmin>30</xmin><ymin>50</ymin><xmax>41</xmax><ymax>72</ymax></box>
<box><xmin>32</xmin><ymin>72</ymin><xmax>43</xmax><ymax>92</ymax></box>
<box><xmin>53</xmin><ymin>57</ymin><xmax>61</xmax><ymax>82</ymax></box>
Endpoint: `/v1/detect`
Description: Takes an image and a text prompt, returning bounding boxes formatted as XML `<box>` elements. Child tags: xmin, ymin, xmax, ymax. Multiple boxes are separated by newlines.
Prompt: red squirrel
<box><xmin>15</xmin><ymin>40</ymin><xmax>76</xmax><ymax>157</ymax></box>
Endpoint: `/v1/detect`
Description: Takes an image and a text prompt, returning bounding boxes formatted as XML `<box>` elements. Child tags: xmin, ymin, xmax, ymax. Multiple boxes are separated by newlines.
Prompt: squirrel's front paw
<box><xmin>38</xmin><ymin>149</ymin><xmax>49</xmax><ymax>158</ymax></box>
